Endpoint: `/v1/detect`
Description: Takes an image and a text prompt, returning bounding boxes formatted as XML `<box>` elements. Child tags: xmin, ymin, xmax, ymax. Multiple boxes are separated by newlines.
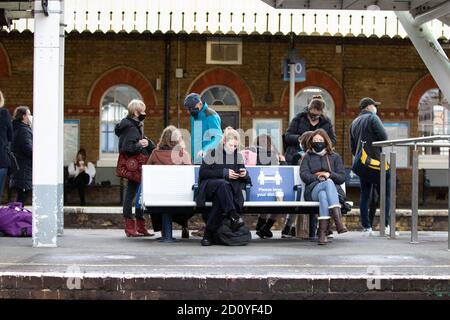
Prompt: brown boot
<box><xmin>124</xmin><ymin>218</ymin><xmax>141</xmax><ymax>237</ymax></box>
<box><xmin>318</xmin><ymin>218</ymin><xmax>330</xmax><ymax>245</ymax></box>
<box><xmin>136</xmin><ymin>218</ymin><xmax>154</xmax><ymax>236</ymax></box>
<box><xmin>329</xmin><ymin>207</ymin><xmax>348</xmax><ymax>234</ymax></box>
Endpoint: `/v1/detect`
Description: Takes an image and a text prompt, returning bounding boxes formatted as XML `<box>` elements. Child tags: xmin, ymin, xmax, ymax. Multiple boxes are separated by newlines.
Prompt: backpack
<box><xmin>0</xmin><ymin>202</ymin><xmax>32</xmax><ymax>237</ymax></box>
<box><xmin>213</xmin><ymin>217</ymin><xmax>251</xmax><ymax>246</ymax></box>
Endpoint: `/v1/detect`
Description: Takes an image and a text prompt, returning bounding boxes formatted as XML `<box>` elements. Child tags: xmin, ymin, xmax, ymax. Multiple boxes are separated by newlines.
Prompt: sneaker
<box><xmin>384</xmin><ymin>225</ymin><xmax>400</xmax><ymax>237</ymax></box>
<box><xmin>362</xmin><ymin>228</ymin><xmax>373</xmax><ymax>236</ymax></box>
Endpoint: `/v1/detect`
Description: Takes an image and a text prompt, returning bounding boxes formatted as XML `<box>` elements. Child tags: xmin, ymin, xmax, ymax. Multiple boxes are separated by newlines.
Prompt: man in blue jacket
<box><xmin>184</xmin><ymin>93</ymin><xmax>223</xmax><ymax>164</ymax></box>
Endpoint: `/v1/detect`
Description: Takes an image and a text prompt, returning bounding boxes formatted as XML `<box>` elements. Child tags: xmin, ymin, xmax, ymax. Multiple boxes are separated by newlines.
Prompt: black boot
<box><xmin>201</xmin><ymin>229</ymin><xmax>213</xmax><ymax>246</ymax></box>
<box><xmin>256</xmin><ymin>219</ymin><xmax>276</xmax><ymax>238</ymax></box>
<box><xmin>229</xmin><ymin>210</ymin><xmax>244</xmax><ymax>232</ymax></box>
<box><xmin>255</xmin><ymin>217</ymin><xmax>266</xmax><ymax>231</ymax></box>
<box><xmin>281</xmin><ymin>224</ymin><xmax>292</xmax><ymax>238</ymax></box>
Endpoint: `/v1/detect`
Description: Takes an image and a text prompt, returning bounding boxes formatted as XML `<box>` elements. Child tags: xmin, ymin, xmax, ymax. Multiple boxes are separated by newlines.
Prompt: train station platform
<box><xmin>0</xmin><ymin>229</ymin><xmax>449</xmax><ymax>300</ymax></box>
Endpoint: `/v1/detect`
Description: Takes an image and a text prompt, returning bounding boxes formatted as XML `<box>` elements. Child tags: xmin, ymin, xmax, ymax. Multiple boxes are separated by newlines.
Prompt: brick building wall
<box><xmin>0</xmin><ymin>31</ymin><xmax>447</xmax><ymax>205</ymax></box>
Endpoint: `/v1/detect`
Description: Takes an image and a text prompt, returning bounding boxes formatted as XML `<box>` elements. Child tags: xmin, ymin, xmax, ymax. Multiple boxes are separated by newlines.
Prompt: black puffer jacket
<box><xmin>284</xmin><ymin>109</ymin><xmax>336</xmax><ymax>164</ymax></box>
<box><xmin>197</xmin><ymin>146</ymin><xmax>251</xmax><ymax>211</ymax></box>
<box><xmin>0</xmin><ymin>108</ymin><xmax>13</xmax><ymax>168</ymax></box>
<box><xmin>350</xmin><ymin>110</ymin><xmax>388</xmax><ymax>161</ymax></box>
<box><xmin>300</xmin><ymin>151</ymin><xmax>345</xmax><ymax>201</ymax></box>
<box><xmin>114</xmin><ymin>117</ymin><xmax>155</xmax><ymax>156</ymax></box>
<box><xmin>10</xmin><ymin>120</ymin><xmax>33</xmax><ymax>190</ymax></box>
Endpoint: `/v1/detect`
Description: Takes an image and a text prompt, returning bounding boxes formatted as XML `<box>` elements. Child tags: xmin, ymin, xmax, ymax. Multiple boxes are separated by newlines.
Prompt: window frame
<box><xmin>206</xmin><ymin>38</ymin><xmax>243</xmax><ymax>65</ymax></box>
<box><xmin>98</xmin><ymin>84</ymin><xmax>142</xmax><ymax>167</ymax></box>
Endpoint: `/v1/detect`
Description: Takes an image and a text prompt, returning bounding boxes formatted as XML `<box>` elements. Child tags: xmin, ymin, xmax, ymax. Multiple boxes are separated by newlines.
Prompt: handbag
<box><xmin>116</xmin><ymin>152</ymin><xmax>149</xmax><ymax>183</ymax></box>
<box><xmin>351</xmin><ymin>115</ymin><xmax>389</xmax><ymax>184</ymax></box>
<box><xmin>352</xmin><ymin>141</ymin><xmax>389</xmax><ymax>184</ymax></box>
<box><xmin>7</xmin><ymin>149</ymin><xmax>19</xmax><ymax>175</ymax></box>
<box><xmin>326</xmin><ymin>155</ymin><xmax>351</xmax><ymax>215</ymax></box>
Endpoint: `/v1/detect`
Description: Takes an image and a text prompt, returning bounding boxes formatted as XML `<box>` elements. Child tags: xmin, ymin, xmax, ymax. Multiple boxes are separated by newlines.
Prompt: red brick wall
<box><xmin>0</xmin><ymin>32</ymin><xmax>447</xmax><ymax>205</ymax></box>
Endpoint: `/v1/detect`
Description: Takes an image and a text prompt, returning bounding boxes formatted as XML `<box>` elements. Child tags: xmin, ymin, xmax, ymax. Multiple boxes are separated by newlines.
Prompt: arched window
<box><xmin>201</xmin><ymin>85</ymin><xmax>240</xmax><ymax>130</ymax></box>
<box><xmin>418</xmin><ymin>88</ymin><xmax>450</xmax><ymax>155</ymax></box>
<box><xmin>295</xmin><ymin>87</ymin><xmax>335</xmax><ymax>125</ymax></box>
<box><xmin>101</xmin><ymin>85</ymin><xmax>142</xmax><ymax>156</ymax></box>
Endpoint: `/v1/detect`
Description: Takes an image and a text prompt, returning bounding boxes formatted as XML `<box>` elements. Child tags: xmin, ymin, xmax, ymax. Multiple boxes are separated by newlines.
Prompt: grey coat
<box><xmin>300</xmin><ymin>151</ymin><xmax>345</xmax><ymax>201</ymax></box>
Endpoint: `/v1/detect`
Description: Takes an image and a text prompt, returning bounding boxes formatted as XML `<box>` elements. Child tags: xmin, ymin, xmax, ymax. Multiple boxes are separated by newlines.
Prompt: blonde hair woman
<box><xmin>147</xmin><ymin>125</ymin><xmax>192</xmax><ymax>238</ymax></box>
<box><xmin>115</xmin><ymin>99</ymin><xmax>156</xmax><ymax>237</ymax></box>
<box><xmin>197</xmin><ymin>127</ymin><xmax>251</xmax><ymax>246</ymax></box>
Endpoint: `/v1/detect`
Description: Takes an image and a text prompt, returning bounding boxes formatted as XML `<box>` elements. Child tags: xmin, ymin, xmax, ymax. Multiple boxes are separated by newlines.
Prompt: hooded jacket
<box><xmin>114</xmin><ymin>116</ymin><xmax>155</xmax><ymax>156</ymax></box>
<box><xmin>190</xmin><ymin>102</ymin><xmax>223</xmax><ymax>164</ymax></box>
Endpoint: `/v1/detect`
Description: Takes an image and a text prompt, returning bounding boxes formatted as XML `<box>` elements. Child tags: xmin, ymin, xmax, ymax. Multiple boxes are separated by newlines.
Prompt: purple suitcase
<box><xmin>0</xmin><ymin>202</ymin><xmax>32</xmax><ymax>237</ymax></box>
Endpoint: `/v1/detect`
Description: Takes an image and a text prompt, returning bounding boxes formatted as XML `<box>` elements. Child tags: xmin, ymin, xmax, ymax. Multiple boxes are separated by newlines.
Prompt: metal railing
<box><xmin>373</xmin><ymin>135</ymin><xmax>450</xmax><ymax>250</ymax></box>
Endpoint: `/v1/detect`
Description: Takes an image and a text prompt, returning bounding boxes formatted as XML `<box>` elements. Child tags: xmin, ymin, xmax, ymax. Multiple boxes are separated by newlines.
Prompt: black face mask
<box><xmin>309</xmin><ymin>113</ymin><xmax>320</xmax><ymax>121</ymax></box>
<box><xmin>312</xmin><ymin>142</ymin><xmax>326</xmax><ymax>153</ymax></box>
<box><xmin>189</xmin><ymin>107</ymin><xmax>200</xmax><ymax>117</ymax></box>
<box><xmin>137</xmin><ymin>114</ymin><xmax>146</xmax><ymax>122</ymax></box>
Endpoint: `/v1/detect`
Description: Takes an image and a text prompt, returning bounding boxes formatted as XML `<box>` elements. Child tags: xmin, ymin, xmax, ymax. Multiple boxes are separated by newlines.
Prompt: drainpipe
<box><xmin>164</xmin><ymin>35</ymin><xmax>171</xmax><ymax>127</ymax></box>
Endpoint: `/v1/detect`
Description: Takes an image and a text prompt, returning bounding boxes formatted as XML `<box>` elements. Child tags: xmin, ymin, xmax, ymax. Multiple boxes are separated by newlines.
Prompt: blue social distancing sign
<box><xmin>247</xmin><ymin>166</ymin><xmax>295</xmax><ymax>201</ymax></box>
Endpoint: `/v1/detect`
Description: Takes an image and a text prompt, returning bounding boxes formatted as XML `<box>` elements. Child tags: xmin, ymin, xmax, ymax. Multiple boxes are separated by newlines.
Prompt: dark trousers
<box><xmin>123</xmin><ymin>180</ymin><xmax>144</xmax><ymax>220</ymax></box>
<box><xmin>68</xmin><ymin>172</ymin><xmax>90</xmax><ymax>206</ymax></box>
<box><xmin>204</xmin><ymin>180</ymin><xmax>238</xmax><ymax>233</ymax></box>
<box><xmin>16</xmin><ymin>188</ymin><xmax>30</xmax><ymax>205</ymax></box>
<box><xmin>359</xmin><ymin>171</ymin><xmax>391</xmax><ymax>229</ymax></box>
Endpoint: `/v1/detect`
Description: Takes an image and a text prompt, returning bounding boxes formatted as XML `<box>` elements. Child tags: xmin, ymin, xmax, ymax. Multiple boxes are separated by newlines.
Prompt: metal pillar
<box><xmin>396</xmin><ymin>11</ymin><xmax>450</xmax><ymax>102</ymax></box>
<box><xmin>32</xmin><ymin>0</ymin><xmax>62</xmax><ymax>247</ymax></box>
<box><xmin>389</xmin><ymin>152</ymin><xmax>397</xmax><ymax>239</ymax></box>
<box><xmin>380</xmin><ymin>152</ymin><xmax>386</xmax><ymax>237</ymax></box>
<box><xmin>411</xmin><ymin>148</ymin><xmax>419</xmax><ymax>244</ymax></box>
<box><xmin>289</xmin><ymin>62</ymin><xmax>295</xmax><ymax>121</ymax></box>
<box><xmin>57</xmin><ymin>0</ymin><xmax>65</xmax><ymax>236</ymax></box>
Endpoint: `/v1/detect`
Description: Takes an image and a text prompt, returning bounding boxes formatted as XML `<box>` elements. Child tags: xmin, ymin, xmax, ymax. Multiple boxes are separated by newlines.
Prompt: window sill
<box><xmin>97</xmin><ymin>157</ymin><xmax>118</xmax><ymax>168</ymax></box>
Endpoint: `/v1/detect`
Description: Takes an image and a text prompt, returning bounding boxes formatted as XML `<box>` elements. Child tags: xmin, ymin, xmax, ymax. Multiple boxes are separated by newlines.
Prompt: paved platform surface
<box><xmin>0</xmin><ymin>230</ymin><xmax>449</xmax><ymax>299</ymax></box>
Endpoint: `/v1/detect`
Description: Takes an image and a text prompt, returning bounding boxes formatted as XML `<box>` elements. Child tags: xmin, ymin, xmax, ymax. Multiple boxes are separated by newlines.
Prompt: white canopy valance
<box><xmin>4</xmin><ymin>0</ymin><xmax>450</xmax><ymax>39</ymax></box>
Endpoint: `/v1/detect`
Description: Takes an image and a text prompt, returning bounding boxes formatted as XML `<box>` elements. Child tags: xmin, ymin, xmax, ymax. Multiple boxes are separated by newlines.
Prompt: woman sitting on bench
<box><xmin>67</xmin><ymin>148</ymin><xmax>96</xmax><ymax>206</ymax></box>
<box><xmin>300</xmin><ymin>129</ymin><xmax>348</xmax><ymax>245</ymax></box>
<box><xmin>147</xmin><ymin>125</ymin><xmax>192</xmax><ymax>239</ymax></box>
<box><xmin>197</xmin><ymin>127</ymin><xmax>250</xmax><ymax>246</ymax></box>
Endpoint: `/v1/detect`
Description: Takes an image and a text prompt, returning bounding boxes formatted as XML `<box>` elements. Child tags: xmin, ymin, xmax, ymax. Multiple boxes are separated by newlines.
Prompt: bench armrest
<box><xmin>192</xmin><ymin>183</ymin><xmax>198</xmax><ymax>201</ymax></box>
<box><xmin>293</xmin><ymin>184</ymin><xmax>302</xmax><ymax>202</ymax></box>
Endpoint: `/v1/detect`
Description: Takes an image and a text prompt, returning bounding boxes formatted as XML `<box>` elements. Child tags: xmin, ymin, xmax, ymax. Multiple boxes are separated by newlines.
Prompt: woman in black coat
<box><xmin>284</xmin><ymin>95</ymin><xmax>336</xmax><ymax>165</ymax></box>
<box><xmin>197</xmin><ymin>127</ymin><xmax>251</xmax><ymax>246</ymax></box>
<box><xmin>0</xmin><ymin>91</ymin><xmax>13</xmax><ymax>202</ymax></box>
<box><xmin>300</xmin><ymin>129</ymin><xmax>347</xmax><ymax>245</ymax></box>
<box><xmin>115</xmin><ymin>99</ymin><xmax>155</xmax><ymax>237</ymax></box>
<box><xmin>10</xmin><ymin>106</ymin><xmax>33</xmax><ymax>204</ymax></box>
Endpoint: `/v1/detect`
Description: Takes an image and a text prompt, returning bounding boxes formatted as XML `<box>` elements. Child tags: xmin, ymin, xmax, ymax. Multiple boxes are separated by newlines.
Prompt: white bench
<box><xmin>141</xmin><ymin>165</ymin><xmax>351</xmax><ymax>241</ymax></box>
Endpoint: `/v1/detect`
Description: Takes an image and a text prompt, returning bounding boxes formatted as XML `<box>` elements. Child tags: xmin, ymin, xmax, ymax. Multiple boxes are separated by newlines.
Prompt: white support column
<box><xmin>396</xmin><ymin>11</ymin><xmax>450</xmax><ymax>102</ymax></box>
<box><xmin>57</xmin><ymin>0</ymin><xmax>65</xmax><ymax>236</ymax></box>
<box><xmin>33</xmin><ymin>0</ymin><xmax>62</xmax><ymax>247</ymax></box>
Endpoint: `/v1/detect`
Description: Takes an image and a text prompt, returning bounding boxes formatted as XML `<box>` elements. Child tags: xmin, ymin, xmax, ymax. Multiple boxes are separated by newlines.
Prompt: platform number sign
<box><xmin>282</xmin><ymin>58</ymin><xmax>306</xmax><ymax>82</ymax></box>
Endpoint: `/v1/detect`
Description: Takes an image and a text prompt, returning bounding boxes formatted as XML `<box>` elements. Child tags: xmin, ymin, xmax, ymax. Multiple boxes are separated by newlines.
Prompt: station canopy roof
<box><xmin>0</xmin><ymin>0</ymin><xmax>449</xmax><ymax>39</ymax></box>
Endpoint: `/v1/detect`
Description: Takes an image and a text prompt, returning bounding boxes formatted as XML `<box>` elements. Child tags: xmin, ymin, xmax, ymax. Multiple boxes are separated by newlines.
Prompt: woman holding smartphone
<box><xmin>197</xmin><ymin>127</ymin><xmax>251</xmax><ymax>246</ymax></box>
<box><xmin>67</xmin><ymin>148</ymin><xmax>96</xmax><ymax>206</ymax></box>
